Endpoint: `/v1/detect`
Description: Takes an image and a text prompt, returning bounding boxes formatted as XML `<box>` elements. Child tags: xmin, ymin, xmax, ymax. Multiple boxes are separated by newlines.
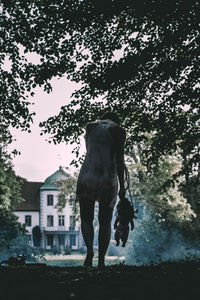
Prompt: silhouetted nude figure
<box><xmin>76</xmin><ymin>112</ymin><xmax>126</xmax><ymax>268</ymax></box>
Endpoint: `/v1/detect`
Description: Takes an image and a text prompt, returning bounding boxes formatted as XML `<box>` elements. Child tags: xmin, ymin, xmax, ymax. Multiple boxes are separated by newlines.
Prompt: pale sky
<box><xmin>6</xmin><ymin>44</ymin><xmax>124</xmax><ymax>183</ymax></box>
<box><xmin>9</xmin><ymin>77</ymin><xmax>85</xmax><ymax>182</ymax></box>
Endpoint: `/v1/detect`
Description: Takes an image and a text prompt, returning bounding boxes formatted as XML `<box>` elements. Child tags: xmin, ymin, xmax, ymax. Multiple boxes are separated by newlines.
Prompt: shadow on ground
<box><xmin>0</xmin><ymin>261</ymin><xmax>199</xmax><ymax>300</ymax></box>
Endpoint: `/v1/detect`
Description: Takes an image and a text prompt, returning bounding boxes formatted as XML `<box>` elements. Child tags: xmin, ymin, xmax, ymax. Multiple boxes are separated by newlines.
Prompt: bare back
<box><xmin>76</xmin><ymin>119</ymin><xmax>123</xmax><ymax>207</ymax></box>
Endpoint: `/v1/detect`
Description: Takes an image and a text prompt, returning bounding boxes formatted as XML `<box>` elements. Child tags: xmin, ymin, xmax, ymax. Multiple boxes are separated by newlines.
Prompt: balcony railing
<box><xmin>42</xmin><ymin>226</ymin><xmax>78</xmax><ymax>231</ymax></box>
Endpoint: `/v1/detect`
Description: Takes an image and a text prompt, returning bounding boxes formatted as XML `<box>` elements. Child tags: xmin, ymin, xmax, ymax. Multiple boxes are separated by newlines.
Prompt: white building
<box><xmin>14</xmin><ymin>168</ymin><xmax>83</xmax><ymax>251</ymax></box>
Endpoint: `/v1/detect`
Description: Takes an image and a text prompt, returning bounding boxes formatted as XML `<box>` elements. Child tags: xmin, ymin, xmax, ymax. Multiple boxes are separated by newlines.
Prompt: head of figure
<box><xmin>100</xmin><ymin>111</ymin><xmax>121</xmax><ymax>125</ymax></box>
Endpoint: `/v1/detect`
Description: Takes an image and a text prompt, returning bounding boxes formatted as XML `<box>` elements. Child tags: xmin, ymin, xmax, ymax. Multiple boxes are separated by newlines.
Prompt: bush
<box><xmin>64</xmin><ymin>246</ymin><xmax>72</xmax><ymax>255</ymax></box>
<box><xmin>126</xmin><ymin>215</ymin><xmax>192</xmax><ymax>265</ymax></box>
<box><xmin>79</xmin><ymin>246</ymin><xmax>87</xmax><ymax>254</ymax></box>
<box><xmin>0</xmin><ymin>232</ymin><xmax>43</xmax><ymax>262</ymax></box>
<box><xmin>32</xmin><ymin>226</ymin><xmax>41</xmax><ymax>247</ymax></box>
<box><xmin>52</xmin><ymin>246</ymin><xmax>62</xmax><ymax>255</ymax></box>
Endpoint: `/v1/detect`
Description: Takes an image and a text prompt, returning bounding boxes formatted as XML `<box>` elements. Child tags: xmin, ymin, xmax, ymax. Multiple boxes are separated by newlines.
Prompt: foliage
<box><xmin>0</xmin><ymin>124</ymin><xmax>27</xmax><ymax>256</ymax></box>
<box><xmin>0</xmin><ymin>157</ymin><xmax>25</xmax><ymax>213</ymax></box>
<box><xmin>179</xmin><ymin>160</ymin><xmax>200</xmax><ymax>242</ymax></box>
<box><xmin>0</xmin><ymin>123</ymin><xmax>25</xmax><ymax>211</ymax></box>
<box><xmin>1</xmin><ymin>0</ymin><xmax>34</xmax><ymax>133</ymax></box>
<box><xmin>8</xmin><ymin>233</ymin><xmax>32</xmax><ymax>259</ymax></box>
<box><xmin>32</xmin><ymin>225</ymin><xmax>41</xmax><ymax>247</ymax></box>
<box><xmin>56</xmin><ymin>172</ymin><xmax>79</xmax><ymax>218</ymax></box>
<box><xmin>127</xmin><ymin>216</ymin><xmax>191</xmax><ymax>265</ymax></box>
<box><xmin>0</xmin><ymin>210</ymin><xmax>26</xmax><ymax>251</ymax></box>
<box><xmin>79</xmin><ymin>246</ymin><xmax>87</xmax><ymax>255</ymax></box>
<box><xmin>0</xmin><ymin>210</ymin><xmax>39</xmax><ymax>262</ymax></box>
<box><xmin>126</xmin><ymin>140</ymin><xmax>199</xmax><ymax>264</ymax></box>
<box><xmin>64</xmin><ymin>246</ymin><xmax>72</xmax><ymax>255</ymax></box>
<box><xmin>52</xmin><ymin>246</ymin><xmax>62</xmax><ymax>255</ymax></box>
<box><xmin>1</xmin><ymin>0</ymin><xmax>199</xmax><ymax>175</ymax></box>
<box><xmin>129</xmin><ymin>156</ymin><xmax>195</xmax><ymax>228</ymax></box>
<box><xmin>1</xmin><ymin>0</ymin><xmax>199</xmax><ymax>262</ymax></box>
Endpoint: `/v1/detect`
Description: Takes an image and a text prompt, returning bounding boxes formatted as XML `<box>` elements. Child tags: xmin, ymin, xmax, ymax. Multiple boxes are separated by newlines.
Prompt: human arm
<box><xmin>109</xmin><ymin>126</ymin><xmax>126</xmax><ymax>200</ymax></box>
<box><xmin>130</xmin><ymin>219</ymin><xmax>134</xmax><ymax>231</ymax></box>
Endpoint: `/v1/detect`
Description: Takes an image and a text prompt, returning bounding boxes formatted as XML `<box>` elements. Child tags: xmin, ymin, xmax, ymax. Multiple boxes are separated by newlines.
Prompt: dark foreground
<box><xmin>0</xmin><ymin>261</ymin><xmax>200</xmax><ymax>300</ymax></box>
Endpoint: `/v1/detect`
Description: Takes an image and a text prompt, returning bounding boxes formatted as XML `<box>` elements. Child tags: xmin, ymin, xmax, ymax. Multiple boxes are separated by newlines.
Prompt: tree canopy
<box><xmin>0</xmin><ymin>128</ymin><xmax>27</xmax><ymax>254</ymax></box>
<box><xmin>1</xmin><ymin>0</ymin><xmax>199</xmax><ymax>172</ymax></box>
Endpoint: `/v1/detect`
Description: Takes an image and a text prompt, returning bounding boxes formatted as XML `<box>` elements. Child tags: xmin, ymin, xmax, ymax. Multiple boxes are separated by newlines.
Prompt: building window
<box><xmin>58</xmin><ymin>215</ymin><xmax>65</xmax><ymax>226</ymax></box>
<box><xmin>25</xmin><ymin>215</ymin><xmax>32</xmax><ymax>227</ymax></box>
<box><xmin>47</xmin><ymin>215</ymin><xmax>54</xmax><ymax>227</ymax></box>
<box><xmin>47</xmin><ymin>194</ymin><xmax>54</xmax><ymax>206</ymax></box>
<box><xmin>56</xmin><ymin>181</ymin><xmax>63</xmax><ymax>188</ymax></box>
<box><xmin>47</xmin><ymin>235</ymin><xmax>54</xmax><ymax>247</ymax></box>
<box><xmin>70</xmin><ymin>234</ymin><xmax>76</xmax><ymax>247</ymax></box>
<box><xmin>69</xmin><ymin>215</ymin><xmax>76</xmax><ymax>230</ymax></box>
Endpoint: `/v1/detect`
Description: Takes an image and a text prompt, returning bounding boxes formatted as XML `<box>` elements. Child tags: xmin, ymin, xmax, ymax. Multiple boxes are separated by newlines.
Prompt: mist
<box><xmin>126</xmin><ymin>203</ymin><xmax>199</xmax><ymax>266</ymax></box>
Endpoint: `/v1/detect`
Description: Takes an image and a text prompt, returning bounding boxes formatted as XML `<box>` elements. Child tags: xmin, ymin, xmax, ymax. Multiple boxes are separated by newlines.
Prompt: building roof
<box><xmin>14</xmin><ymin>168</ymin><xmax>70</xmax><ymax>211</ymax></box>
<box><xmin>40</xmin><ymin>167</ymin><xmax>70</xmax><ymax>190</ymax></box>
<box><xmin>15</xmin><ymin>181</ymin><xmax>42</xmax><ymax>211</ymax></box>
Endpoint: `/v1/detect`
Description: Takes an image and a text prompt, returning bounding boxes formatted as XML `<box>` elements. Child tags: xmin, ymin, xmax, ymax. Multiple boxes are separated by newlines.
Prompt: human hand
<box><xmin>114</xmin><ymin>218</ymin><xmax>118</xmax><ymax>230</ymax></box>
<box><xmin>118</xmin><ymin>187</ymin><xmax>126</xmax><ymax>200</ymax></box>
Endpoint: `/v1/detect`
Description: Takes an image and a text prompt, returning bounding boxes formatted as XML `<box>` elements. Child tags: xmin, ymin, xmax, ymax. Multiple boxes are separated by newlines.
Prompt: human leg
<box><xmin>79</xmin><ymin>197</ymin><xmax>95</xmax><ymax>266</ymax></box>
<box><xmin>98</xmin><ymin>203</ymin><xmax>113</xmax><ymax>268</ymax></box>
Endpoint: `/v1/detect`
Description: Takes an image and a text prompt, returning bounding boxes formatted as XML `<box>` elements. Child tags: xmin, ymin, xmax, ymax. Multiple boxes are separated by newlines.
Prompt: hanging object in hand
<box><xmin>114</xmin><ymin>163</ymin><xmax>138</xmax><ymax>247</ymax></box>
<box><xmin>114</xmin><ymin>197</ymin><xmax>138</xmax><ymax>247</ymax></box>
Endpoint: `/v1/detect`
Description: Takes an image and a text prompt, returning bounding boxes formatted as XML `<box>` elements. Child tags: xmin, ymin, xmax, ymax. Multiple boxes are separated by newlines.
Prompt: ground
<box><xmin>0</xmin><ymin>260</ymin><xmax>200</xmax><ymax>300</ymax></box>
<box><xmin>44</xmin><ymin>254</ymin><xmax>125</xmax><ymax>267</ymax></box>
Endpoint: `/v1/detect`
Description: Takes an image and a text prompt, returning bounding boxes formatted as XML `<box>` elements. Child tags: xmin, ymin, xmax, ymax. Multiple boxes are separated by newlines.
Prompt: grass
<box><xmin>43</xmin><ymin>254</ymin><xmax>126</xmax><ymax>267</ymax></box>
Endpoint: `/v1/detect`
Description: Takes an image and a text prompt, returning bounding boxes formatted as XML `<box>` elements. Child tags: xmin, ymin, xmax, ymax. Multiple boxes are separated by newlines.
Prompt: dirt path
<box><xmin>0</xmin><ymin>261</ymin><xmax>199</xmax><ymax>300</ymax></box>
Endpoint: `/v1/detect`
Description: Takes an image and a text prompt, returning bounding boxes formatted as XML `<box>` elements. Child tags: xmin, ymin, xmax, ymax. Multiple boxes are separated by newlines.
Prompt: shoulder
<box><xmin>109</xmin><ymin>125</ymin><xmax>126</xmax><ymax>143</ymax></box>
<box><xmin>86</xmin><ymin>121</ymin><xmax>98</xmax><ymax>134</ymax></box>
<box><xmin>86</xmin><ymin>121</ymin><xmax>98</xmax><ymax>130</ymax></box>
